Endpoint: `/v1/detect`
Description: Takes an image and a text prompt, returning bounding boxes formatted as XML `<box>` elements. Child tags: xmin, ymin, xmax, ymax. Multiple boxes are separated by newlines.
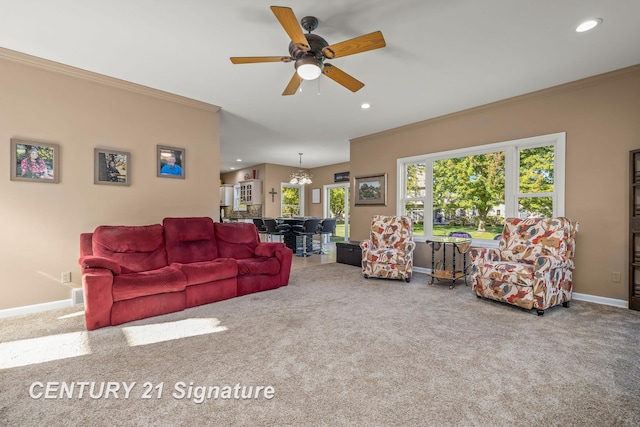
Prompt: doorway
<box><xmin>323</xmin><ymin>183</ymin><xmax>350</xmax><ymax>242</ymax></box>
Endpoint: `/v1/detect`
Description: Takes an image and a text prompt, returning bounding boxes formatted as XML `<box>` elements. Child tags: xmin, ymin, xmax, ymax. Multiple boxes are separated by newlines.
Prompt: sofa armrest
<box><xmin>535</xmin><ymin>255</ymin><xmax>575</xmax><ymax>271</ymax></box>
<box><xmin>82</xmin><ymin>269</ymin><xmax>114</xmax><ymax>330</ymax></box>
<box><xmin>79</xmin><ymin>255</ymin><xmax>122</xmax><ymax>275</ymax></box>
<box><xmin>255</xmin><ymin>242</ymin><xmax>286</xmax><ymax>258</ymax></box>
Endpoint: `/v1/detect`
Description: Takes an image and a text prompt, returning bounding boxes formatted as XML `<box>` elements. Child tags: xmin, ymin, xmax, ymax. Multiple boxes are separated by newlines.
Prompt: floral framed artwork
<box><xmin>354</xmin><ymin>173</ymin><xmax>387</xmax><ymax>206</ymax></box>
<box><xmin>157</xmin><ymin>145</ymin><xmax>185</xmax><ymax>179</ymax></box>
<box><xmin>94</xmin><ymin>148</ymin><xmax>130</xmax><ymax>186</ymax></box>
<box><xmin>10</xmin><ymin>138</ymin><xmax>60</xmax><ymax>183</ymax></box>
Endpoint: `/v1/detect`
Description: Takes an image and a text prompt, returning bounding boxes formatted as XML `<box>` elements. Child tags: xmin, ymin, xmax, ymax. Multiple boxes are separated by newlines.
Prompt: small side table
<box><xmin>426</xmin><ymin>237</ymin><xmax>472</xmax><ymax>289</ymax></box>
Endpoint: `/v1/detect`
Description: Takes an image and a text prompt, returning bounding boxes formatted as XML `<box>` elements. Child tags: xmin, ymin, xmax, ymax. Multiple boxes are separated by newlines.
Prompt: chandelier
<box><xmin>289</xmin><ymin>153</ymin><xmax>313</xmax><ymax>185</ymax></box>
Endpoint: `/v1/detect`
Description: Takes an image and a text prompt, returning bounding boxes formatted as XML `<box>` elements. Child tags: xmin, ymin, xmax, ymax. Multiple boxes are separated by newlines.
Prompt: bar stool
<box><xmin>317</xmin><ymin>218</ymin><xmax>337</xmax><ymax>254</ymax></box>
<box><xmin>292</xmin><ymin>218</ymin><xmax>322</xmax><ymax>257</ymax></box>
<box><xmin>263</xmin><ymin>218</ymin><xmax>286</xmax><ymax>243</ymax></box>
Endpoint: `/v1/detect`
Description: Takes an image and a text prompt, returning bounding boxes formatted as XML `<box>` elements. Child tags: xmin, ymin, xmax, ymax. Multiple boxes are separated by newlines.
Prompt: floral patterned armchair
<box><xmin>360</xmin><ymin>215</ymin><xmax>415</xmax><ymax>282</ymax></box>
<box><xmin>469</xmin><ymin>217</ymin><xmax>578</xmax><ymax>316</ymax></box>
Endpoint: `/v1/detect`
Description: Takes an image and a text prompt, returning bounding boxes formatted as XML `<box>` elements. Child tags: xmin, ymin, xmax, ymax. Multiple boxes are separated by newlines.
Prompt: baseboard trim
<box><xmin>0</xmin><ymin>299</ymin><xmax>76</xmax><ymax>319</ymax></box>
<box><xmin>572</xmin><ymin>292</ymin><xmax>628</xmax><ymax>309</ymax></box>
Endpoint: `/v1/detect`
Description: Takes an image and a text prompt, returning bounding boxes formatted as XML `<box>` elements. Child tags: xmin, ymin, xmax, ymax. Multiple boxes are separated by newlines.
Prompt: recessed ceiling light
<box><xmin>230</xmin><ymin>167</ymin><xmax>236</xmax><ymax>170</ymax></box>
<box><xmin>361</xmin><ymin>103</ymin><xmax>371</xmax><ymax>109</ymax></box>
<box><xmin>576</xmin><ymin>18</ymin><xmax>602</xmax><ymax>33</ymax></box>
<box><xmin>236</xmin><ymin>158</ymin><xmax>242</xmax><ymax>162</ymax></box>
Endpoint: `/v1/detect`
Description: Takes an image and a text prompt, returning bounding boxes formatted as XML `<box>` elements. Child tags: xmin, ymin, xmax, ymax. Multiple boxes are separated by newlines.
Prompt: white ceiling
<box><xmin>1</xmin><ymin>1</ymin><xmax>639</xmax><ymax>172</ymax></box>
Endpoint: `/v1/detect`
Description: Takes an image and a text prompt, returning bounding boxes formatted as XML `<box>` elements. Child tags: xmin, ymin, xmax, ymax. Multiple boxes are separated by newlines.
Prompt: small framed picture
<box><xmin>94</xmin><ymin>148</ymin><xmax>130</xmax><ymax>186</ymax></box>
<box><xmin>10</xmin><ymin>139</ymin><xmax>60</xmax><ymax>183</ymax></box>
<box><xmin>354</xmin><ymin>173</ymin><xmax>387</xmax><ymax>206</ymax></box>
<box><xmin>157</xmin><ymin>145</ymin><xmax>185</xmax><ymax>179</ymax></box>
<box><xmin>312</xmin><ymin>188</ymin><xmax>321</xmax><ymax>204</ymax></box>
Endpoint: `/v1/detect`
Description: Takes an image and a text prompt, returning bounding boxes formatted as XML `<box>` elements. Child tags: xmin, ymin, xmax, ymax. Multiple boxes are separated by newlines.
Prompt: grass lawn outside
<box><xmin>329</xmin><ymin>221</ymin><xmax>502</xmax><ymax>241</ymax></box>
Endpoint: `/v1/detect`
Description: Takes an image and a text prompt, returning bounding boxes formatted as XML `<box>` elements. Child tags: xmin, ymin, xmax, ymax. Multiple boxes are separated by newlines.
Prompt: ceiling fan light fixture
<box><xmin>295</xmin><ymin>56</ymin><xmax>323</xmax><ymax>80</ymax></box>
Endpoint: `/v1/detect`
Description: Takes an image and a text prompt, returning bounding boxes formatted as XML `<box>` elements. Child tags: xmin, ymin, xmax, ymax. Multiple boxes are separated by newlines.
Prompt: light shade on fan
<box><xmin>295</xmin><ymin>56</ymin><xmax>322</xmax><ymax>80</ymax></box>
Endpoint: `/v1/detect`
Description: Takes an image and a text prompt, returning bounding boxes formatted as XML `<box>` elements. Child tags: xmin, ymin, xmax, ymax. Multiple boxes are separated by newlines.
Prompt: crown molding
<box><xmin>0</xmin><ymin>46</ymin><xmax>220</xmax><ymax>113</ymax></box>
<box><xmin>353</xmin><ymin>64</ymin><xmax>640</xmax><ymax>143</ymax></box>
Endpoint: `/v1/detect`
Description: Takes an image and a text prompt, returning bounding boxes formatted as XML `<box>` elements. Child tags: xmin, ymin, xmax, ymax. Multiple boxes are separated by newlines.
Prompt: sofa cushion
<box><xmin>92</xmin><ymin>224</ymin><xmax>168</xmax><ymax>274</ymax></box>
<box><xmin>172</xmin><ymin>258</ymin><xmax>238</xmax><ymax>286</ymax></box>
<box><xmin>163</xmin><ymin>217</ymin><xmax>219</xmax><ymax>264</ymax></box>
<box><xmin>236</xmin><ymin>257</ymin><xmax>280</xmax><ymax>276</ymax></box>
<box><xmin>214</xmin><ymin>222</ymin><xmax>260</xmax><ymax>259</ymax></box>
<box><xmin>112</xmin><ymin>266</ymin><xmax>186</xmax><ymax>302</ymax></box>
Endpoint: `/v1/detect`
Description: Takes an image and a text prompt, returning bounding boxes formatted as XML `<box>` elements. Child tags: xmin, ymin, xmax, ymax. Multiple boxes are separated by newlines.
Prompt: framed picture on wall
<box><xmin>94</xmin><ymin>148</ymin><xmax>130</xmax><ymax>186</ymax></box>
<box><xmin>354</xmin><ymin>173</ymin><xmax>387</xmax><ymax>206</ymax></box>
<box><xmin>157</xmin><ymin>145</ymin><xmax>185</xmax><ymax>179</ymax></box>
<box><xmin>10</xmin><ymin>138</ymin><xmax>60</xmax><ymax>183</ymax></box>
<box><xmin>312</xmin><ymin>188</ymin><xmax>321</xmax><ymax>204</ymax></box>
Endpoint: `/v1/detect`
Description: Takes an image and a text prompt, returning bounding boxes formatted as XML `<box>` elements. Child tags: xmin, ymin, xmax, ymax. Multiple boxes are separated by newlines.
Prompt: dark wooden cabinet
<box><xmin>629</xmin><ymin>150</ymin><xmax>640</xmax><ymax>310</ymax></box>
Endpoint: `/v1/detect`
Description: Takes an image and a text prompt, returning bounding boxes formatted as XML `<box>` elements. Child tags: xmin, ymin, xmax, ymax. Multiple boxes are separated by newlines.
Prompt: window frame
<box><xmin>280</xmin><ymin>183</ymin><xmax>304</xmax><ymax>217</ymax></box>
<box><xmin>397</xmin><ymin>132</ymin><xmax>566</xmax><ymax>247</ymax></box>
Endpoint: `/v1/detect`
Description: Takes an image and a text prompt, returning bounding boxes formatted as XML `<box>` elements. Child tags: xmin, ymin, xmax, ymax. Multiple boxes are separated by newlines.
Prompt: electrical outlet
<box><xmin>62</xmin><ymin>272</ymin><xmax>72</xmax><ymax>283</ymax></box>
<box><xmin>611</xmin><ymin>272</ymin><xmax>621</xmax><ymax>283</ymax></box>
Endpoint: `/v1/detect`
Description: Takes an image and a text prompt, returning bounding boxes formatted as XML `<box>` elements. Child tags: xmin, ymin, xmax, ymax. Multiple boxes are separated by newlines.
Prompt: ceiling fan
<box><xmin>230</xmin><ymin>6</ymin><xmax>386</xmax><ymax>96</ymax></box>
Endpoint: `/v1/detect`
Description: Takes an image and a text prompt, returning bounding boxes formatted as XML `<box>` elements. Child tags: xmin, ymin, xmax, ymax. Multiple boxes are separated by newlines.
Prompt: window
<box><xmin>398</xmin><ymin>132</ymin><xmax>565</xmax><ymax>243</ymax></box>
<box><xmin>281</xmin><ymin>184</ymin><xmax>303</xmax><ymax>217</ymax></box>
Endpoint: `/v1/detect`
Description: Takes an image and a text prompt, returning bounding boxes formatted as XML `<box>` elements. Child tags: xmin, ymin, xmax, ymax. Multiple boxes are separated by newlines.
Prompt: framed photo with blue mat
<box><xmin>157</xmin><ymin>145</ymin><xmax>185</xmax><ymax>179</ymax></box>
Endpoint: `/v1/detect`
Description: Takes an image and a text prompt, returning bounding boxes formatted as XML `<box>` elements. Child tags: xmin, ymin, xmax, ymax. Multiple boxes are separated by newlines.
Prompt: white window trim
<box><xmin>280</xmin><ymin>183</ymin><xmax>304</xmax><ymax>217</ymax></box>
<box><xmin>397</xmin><ymin>132</ymin><xmax>566</xmax><ymax>247</ymax></box>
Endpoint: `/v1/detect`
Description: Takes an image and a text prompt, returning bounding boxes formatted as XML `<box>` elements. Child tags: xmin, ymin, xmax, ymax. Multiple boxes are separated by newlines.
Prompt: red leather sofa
<box><xmin>78</xmin><ymin>217</ymin><xmax>293</xmax><ymax>330</ymax></box>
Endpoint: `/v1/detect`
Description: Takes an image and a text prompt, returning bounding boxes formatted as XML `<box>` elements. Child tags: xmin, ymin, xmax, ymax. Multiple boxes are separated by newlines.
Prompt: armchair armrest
<box><xmin>399</xmin><ymin>241</ymin><xmax>416</xmax><ymax>254</ymax></box>
<box><xmin>359</xmin><ymin>240</ymin><xmax>373</xmax><ymax>251</ymax></box>
<box><xmin>78</xmin><ymin>255</ymin><xmax>122</xmax><ymax>275</ymax></box>
<box><xmin>535</xmin><ymin>255</ymin><xmax>575</xmax><ymax>271</ymax></box>
<box><xmin>469</xmin><ymin>247</ymin><xmax>502</xmax><ymax>263</ymax></box>
<box><xmin>255</xmin><ymin>242</ymin><xmax>285</xmax><ymax>258</ymax></box>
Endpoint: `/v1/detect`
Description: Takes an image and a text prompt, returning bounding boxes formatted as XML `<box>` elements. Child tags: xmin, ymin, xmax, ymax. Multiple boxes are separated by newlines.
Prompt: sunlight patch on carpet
<box><xmin>0</xmin><ymin>332</ymin><xmax>91</xmax><ymax>369</ymax></box>
<box><xmin>122</xmin><ymin>318</ymin><xmax>227</xmax><ymax>347</ymax></box>
<box><xmin>57</xmin><ymin>310</ymin><xmax>85</xmax><ymax>319</ymax></box>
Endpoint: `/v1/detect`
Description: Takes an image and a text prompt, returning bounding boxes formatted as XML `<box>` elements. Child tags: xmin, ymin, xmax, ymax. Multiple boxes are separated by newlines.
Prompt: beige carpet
<box><xmin>1</xmin><ymin>263</ymin><xmax>639</xmax><ymax>426</ymax></box>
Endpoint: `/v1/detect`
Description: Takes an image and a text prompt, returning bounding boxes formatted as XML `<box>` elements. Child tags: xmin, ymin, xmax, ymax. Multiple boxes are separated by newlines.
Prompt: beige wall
<box><xmin>349</xmin><ymin>65</ymin><xmax>640</xmax><ymax>301</ymax></box>
<box><xmin>0</xmin><ymin>49</ymin><xmax>220</xmax><ymax>310</ymax></box>
<box><xmin>305</xmin><ymin>162</ymin><xmax>351</xmax><ymax>218</ymax></box>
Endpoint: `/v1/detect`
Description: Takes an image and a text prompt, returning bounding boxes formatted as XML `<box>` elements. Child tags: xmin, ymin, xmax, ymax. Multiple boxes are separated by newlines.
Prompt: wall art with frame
<box><xmin>157</xmin><ymin>145</ymin><xmax>185</xmax><ymax>179</ymax></box>
<box><xmin>354</xmin><ymin>173</ymin><xmax>387</xmax><ymax>206</ymax></box>
<box><xmin>94</xmin><ymin>148</ymin><xmax>130</xmax><ymax>186</ymax></box>
<box><xmin>10</xmin><ymin>138</ymin><xmax>60</xmax><ymax>183</ymax></box>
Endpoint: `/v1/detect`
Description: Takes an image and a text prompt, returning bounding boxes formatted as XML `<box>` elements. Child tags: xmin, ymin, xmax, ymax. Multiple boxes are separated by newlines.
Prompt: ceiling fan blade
<box><xmin>270</xmin><ymin>6</ymin><xmax>310</xmax><ymax>51</ymax></box>
<box><xmin>323</xmin><ymin>64</ymin><xmax>365</xmax><ymax>92</ymax></box>
<box><xmin>230</xmin><ymin>56</ymin><xmax>292</xmax><ymax>64</ymax></box>
<box><xmin>322</xmin><ymin>31</ymin><xmax>386</xmax><ymax>59</ymax></box>
<box><xmin>282</xmin><ymin>73</ymin><xmax>303</xmax><ymax>96</ymax></box>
